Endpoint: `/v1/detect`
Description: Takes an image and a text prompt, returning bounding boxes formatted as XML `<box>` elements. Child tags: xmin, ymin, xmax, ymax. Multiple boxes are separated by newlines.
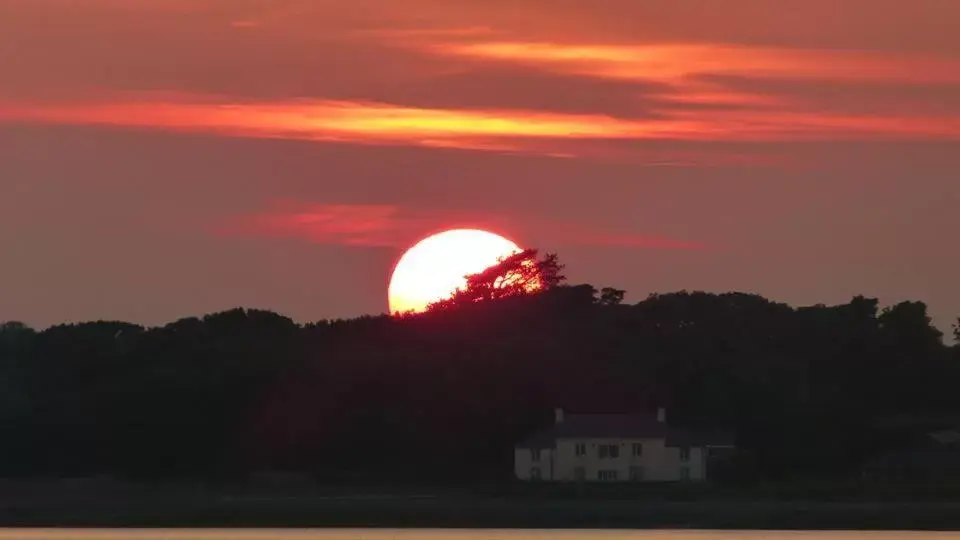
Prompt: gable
<box><xmin>515</xmin><ymin>412</ymin><xmax>733</xmax><ymax>449</ymax></box>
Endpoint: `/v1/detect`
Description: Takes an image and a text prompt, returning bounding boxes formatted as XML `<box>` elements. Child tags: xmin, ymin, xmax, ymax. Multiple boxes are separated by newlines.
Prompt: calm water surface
<box><xmin>0</xmin><ymin>531</ymin><xmax>954</xmax><ymax>540</ymax></box>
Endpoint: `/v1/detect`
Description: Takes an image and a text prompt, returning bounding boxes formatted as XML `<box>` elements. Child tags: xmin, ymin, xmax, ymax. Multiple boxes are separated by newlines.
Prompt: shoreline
<box><xmin>4</xmin><ymin>497</ymin><xmax>960</xmax><ymax>530</ymax></box>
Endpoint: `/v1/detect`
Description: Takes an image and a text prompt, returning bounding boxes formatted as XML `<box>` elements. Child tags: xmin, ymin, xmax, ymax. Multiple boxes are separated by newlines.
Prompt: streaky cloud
<box><xmin>1</xmin><ymin>93</ymin><xmax>959</xmax><ymax>160</ymax></box>
<box><xmin>217</xmin><ymin>200</ymin><xmax>705</xmax><ymax>250</ymax></box>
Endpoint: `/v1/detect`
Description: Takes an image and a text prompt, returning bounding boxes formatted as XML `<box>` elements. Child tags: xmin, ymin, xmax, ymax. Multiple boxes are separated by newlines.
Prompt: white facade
<box><xmin>515</xmin><ymin>438</ymin><xmax>705</xmax><ymax>482</ymax></box>
<box><xmin>514</xmin><ymin>447</ymin><xmax>554</xmax><ymax>481</ymax></box>
<box><xmin>514</xmin><ymin>409</ymin><xmax>718</xmax><ymax>483</ymax></box>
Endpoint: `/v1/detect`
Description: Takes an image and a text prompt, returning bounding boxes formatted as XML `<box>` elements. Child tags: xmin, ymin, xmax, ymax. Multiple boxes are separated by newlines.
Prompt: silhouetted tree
<box><xmin>598</xmin><ymin>287</ymin><xmax>626</xmax><ymax>305</ymax></box>
<box><xmin>872</xmin><ymin>301</ymin><xmax>947</xmax><ymax>412</ymax></box>
<box><xmin>427</xmin><ymin>249</ymin><xmax>564</xmax><ymax>311</ymax></box>
<box><xmin>0</xmin><ymin>322</ymin><xmax>35</xmax><ymax>418</ymax></box>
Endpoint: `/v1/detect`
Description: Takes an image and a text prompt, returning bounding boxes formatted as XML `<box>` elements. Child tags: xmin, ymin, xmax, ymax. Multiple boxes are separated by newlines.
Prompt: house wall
<box><xmin>661</xmin><ymin>445</ymin><xmax>705</xmax><ymax>481</ymax></box>
<box><xmin>514</xmin><ymin>447</ymin><xmax>554</xmax><ymax>480</ymax></box>
<box><xmin>516</xmin><ymin>439</ymin><xmax>706</xmax><ymax>482</ymax></box>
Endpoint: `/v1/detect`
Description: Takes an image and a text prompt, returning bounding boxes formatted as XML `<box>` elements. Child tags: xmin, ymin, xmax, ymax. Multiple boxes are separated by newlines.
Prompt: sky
<box><xmin>1</xmin><ymin>0</ymin><xmax>959</xmax><ymax>331</ymax></box>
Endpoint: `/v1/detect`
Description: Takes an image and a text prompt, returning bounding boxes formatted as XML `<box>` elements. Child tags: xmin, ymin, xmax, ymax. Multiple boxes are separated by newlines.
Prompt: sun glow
<box><xmin>388</xmin><ymin>229</ymin><xmax>522</xmax><ymax>314</ymax></box>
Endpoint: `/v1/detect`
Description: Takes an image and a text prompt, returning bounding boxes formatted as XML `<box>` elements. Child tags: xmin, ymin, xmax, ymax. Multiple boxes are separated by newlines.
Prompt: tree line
<box><xmin>1</xmin><ymin>250</ymin><xmax>958</xmax><ymax>484</ymax></box>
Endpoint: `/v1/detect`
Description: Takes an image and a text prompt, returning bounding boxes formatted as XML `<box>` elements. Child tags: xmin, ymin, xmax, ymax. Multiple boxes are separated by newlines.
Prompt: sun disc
<box><xmin>388</xmin><ymin>229</ymin><xmax>522</xmax><ymax>314</ymax></box>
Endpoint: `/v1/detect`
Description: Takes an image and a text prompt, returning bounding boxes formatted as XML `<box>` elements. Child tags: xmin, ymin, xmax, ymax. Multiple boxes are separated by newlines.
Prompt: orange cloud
<box><xmin>0</xmin><ymin>98</ymin><xmax>660</xmax><ymax>151</ymax></box>
<box><xmin>412</xmin><ymin>39</ymin><xmax>960</xmax><ymax>127</ymax></box>
<box><xmin>1</xmin><ymin>94</ymin><xmax>958</xmax><ymax>157</ymax></box>
<box><xmin>222</xmin><ymin>203</ymin><xmax>412</xmax><ymax>247</ymax></box>
<box><xmin>423</xmin><ymin>41</ymin><xmax>960</xmax><ymax>85</ymax></box>
<box><xmin>218</xmin><ymin>201</ymin><xmax>705</xmax><ymax>250</ymax></box>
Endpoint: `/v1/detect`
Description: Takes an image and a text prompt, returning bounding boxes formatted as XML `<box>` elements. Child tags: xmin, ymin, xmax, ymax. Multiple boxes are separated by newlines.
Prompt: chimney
<box><xmin>656</xmin><ymin>407</ymin><xmax>666</xmax><ymax>423</ymax></box>
<box><xmin>554</xmin><ymin>408</ymin><xmax>564</xmax><ymax>424</ymax></box>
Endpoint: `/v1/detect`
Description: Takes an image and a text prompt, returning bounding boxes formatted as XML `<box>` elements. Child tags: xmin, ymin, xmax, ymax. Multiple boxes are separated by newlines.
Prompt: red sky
<box><xmin>1</xmin><ymin>0</ymin><xmax>959</xmax><ymax>330</ymax></box>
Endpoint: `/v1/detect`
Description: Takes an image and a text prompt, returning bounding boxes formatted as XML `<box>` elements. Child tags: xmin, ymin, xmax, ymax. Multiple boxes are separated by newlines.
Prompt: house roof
<box><xmin>518</xmin><ymin>412</ymin><xmax>734</xmax><ymax>449</ymax></box>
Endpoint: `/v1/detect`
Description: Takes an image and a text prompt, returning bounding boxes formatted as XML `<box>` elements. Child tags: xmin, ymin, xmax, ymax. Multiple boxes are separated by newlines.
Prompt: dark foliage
<box><xmin>0</xmin><ymin>253</ymin><xmax>957</xmax><ymax>484</ymax></box>
<box><xmin>426</xmin><ymin>249</ymin><xmax>564</xmax><ymax>311</ymax></box>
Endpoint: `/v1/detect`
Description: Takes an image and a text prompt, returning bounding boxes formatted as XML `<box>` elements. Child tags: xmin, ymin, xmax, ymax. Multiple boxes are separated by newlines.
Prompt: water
<box><xmin>0</xmin><ymin>531</ymin><xmax>954</xmax><ymax>540</ymax></box>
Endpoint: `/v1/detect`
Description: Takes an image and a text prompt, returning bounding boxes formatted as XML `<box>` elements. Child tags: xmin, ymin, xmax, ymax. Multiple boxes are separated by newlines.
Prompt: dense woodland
<box><xmin>1</xmin><ymin>250</ymin><xmax>958</xmax><ymax>485</ymax></box>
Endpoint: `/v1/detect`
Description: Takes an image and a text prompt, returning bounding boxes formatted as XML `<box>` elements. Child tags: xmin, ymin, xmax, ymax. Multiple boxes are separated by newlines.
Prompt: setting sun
<box><xmin>388</xmin><ymin>229</ymin><xmax>522</xmax><ymax>314</ymax></box>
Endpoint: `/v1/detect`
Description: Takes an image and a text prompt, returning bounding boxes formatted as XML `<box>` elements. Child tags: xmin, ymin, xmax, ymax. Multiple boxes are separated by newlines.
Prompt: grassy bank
<box><xmin>3</xmin><ymin>483</ymin><xmax>960</xmax><ymax>530</ymax></box>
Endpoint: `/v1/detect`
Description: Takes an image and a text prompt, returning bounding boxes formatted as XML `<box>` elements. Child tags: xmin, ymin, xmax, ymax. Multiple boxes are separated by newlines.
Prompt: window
<box><xmin>599</xmin><ymin>444</ymin><xmax>619</xmax><ymax>459</ymax></box>
<box><xmin>575</xmin><ymin>443</ymin><xmax>586</xmax><ymax>457</ymax></box>
<box><xmin>574</xmin><ymin>467</ymin><xmax>586</xmax><ymax>481</ymax></box>
<box><xmin>632</xmin><ymin>443</ymin><xmax>643</xmax><ymax>457</ymax></box>
<box><xmin>679</xmin><ymin>447</ymin><xmax>690</xmax><ymax>462</ymax></box>
<box><xmin>531</xmin><ymin>467</ymin><xmax>542</xmax><ymax>480</ymax></box>
<box><xmin>629</xmin><ymin>466</ymin><xmax>644</xmax><ymax>481</ymax></box>
<box><xmin>531</xmin><ymin>449</ymin><xmax>541</xmax><ymax>462</ymax></box>
<box><xmin>598</xmin><ymin>470</ymin><xmax>618</xmax><ymax>481</ymax></box>
<box><xmin>680</xmin><ymin>466</ymin><xmax>690</xmax><ymax>481</ymax></box>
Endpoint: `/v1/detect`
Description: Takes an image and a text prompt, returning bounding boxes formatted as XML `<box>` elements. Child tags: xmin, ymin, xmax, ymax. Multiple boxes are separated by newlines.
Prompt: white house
<box><xmin>514</xmin><ymin>408</ymin><xmax>734</xmax><ymax>482</ymax></box>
